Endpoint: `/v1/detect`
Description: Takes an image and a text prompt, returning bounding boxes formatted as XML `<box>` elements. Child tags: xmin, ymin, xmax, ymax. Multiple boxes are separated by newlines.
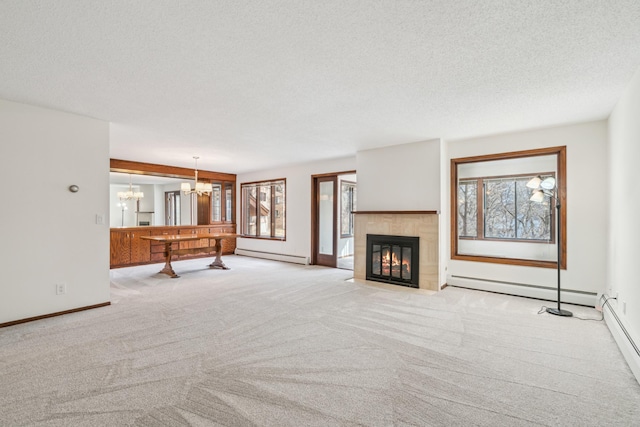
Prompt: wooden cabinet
<box><xmin>131</xmin><ymin>230</ymin><xmax>151</xmax><ymax>263</ymax></box>
<box><xmin>110</xmin><ymin>224</ymin><xmax>236</xmax><ymax>268</ymax></box>
<box><xmin>110</xmin><ymin>230</ymin><xmax>131</xmax><ymax>267</ymax></box>
<box><xmin>110</xmin><ymin>230</ymin><xmax>151</xmax><ymax>267</ymax></box>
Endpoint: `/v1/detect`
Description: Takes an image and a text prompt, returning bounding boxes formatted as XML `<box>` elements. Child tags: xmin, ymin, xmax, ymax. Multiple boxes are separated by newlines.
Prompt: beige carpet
<box><xmin>1</xmin><ymin>255</ymin><xmax>639</xmax><ymax>426</ymax></box>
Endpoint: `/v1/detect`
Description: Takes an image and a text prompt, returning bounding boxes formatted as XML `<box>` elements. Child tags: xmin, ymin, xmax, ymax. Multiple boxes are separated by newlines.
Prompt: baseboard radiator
<box><xmin>235</xmin><ymin>248</ymin><xmax>309</xmax><ymax>265</ymax></box>
<box><xmin>601</xmin><ymin>296</ymin><xmax>640</xmax><ymax>384</ymax></box>
<box><xmin>447</xmin><ymin>275</ymin><xmax>597</xmax><ymax>307</ymax></box>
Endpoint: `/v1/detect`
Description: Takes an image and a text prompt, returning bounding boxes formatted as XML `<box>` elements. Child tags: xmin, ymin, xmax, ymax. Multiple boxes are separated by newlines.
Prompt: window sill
<box><xmin>239</xmin><ymin>235</ymin><xmax>286</xmax><ymax>242</ymax></box>
<box><xmin>452</xmin><ymin>253</ymin><xmax>564</xmax><ymax>269</ymax></box>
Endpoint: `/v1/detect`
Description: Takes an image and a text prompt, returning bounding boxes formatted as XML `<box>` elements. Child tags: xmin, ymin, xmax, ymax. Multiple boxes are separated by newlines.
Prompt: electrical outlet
<box><xmin>595</xmin><ymin>292</ymin><xmax>603</xmax><ymax>311</ymax></box>
<box><xmin>56</xmin><ymin>283</ymin><xmax>66</xmax><ymax>295</ymax></box>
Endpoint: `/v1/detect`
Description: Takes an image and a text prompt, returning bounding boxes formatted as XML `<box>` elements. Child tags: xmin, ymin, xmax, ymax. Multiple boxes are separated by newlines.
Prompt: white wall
<box><xmin>109</xmin><ymin>184</ymin><xmax>141</xmax><ymax>227</ymax></box>
<box><xmin>439</xmin><ymin>139</ymin><xmax>449</xmax><ymax>287</ymax></box>
<box><xmin>0</xmin><ymin>99</ymin><xmax>110</xmax><ymax>324</ymax></box>
<box><xmin>608</xmin><ymin>66</ymin><xmax>640</xmax><ymax>378</ymax></box>
<box><xmin>137</xmin><ymin>184</ymin><xmax>155</xmax><ymax>212</ymax></box>
<box><xmin>236</xmin><ymin>156</ymin><xmax>356</xmax><ymax>260</ymax></box>
<box><xmin>356</xmin><ymin>139</ymin><xmax>441</xmax><ymax>211</ymax></box>
<box><xmin>445</xmin><ymin>121</ymin><xmax>609</xmax><ymax>305</ymax></box>
<box><xmin>154</xmin><ymin>185</ymin><xmax>165</xmax><ymax>225</ymax></box>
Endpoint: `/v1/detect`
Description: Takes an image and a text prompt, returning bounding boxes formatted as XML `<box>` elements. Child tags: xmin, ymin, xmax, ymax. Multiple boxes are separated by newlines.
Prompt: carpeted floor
<box><xmin>1</xmin><ymin>255</ymin><xmax>639</xmax><ymax>426</ymax></box>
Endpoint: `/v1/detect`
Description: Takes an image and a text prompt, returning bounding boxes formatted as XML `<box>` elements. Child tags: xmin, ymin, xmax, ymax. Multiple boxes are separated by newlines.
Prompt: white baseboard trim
<box><xmin>602</xmin><ymin>300</ymin><xmax>640</xmax><ymax>385</ymax></box>
<box><xmin>235</xmin><ymin>248</ymin><xmax>309</xmax><ymax>265</ymax></box>
<box><xmin>447</xmin><ymin>275</ymin><xmax>597</xmax><ymax>307</ymax></box>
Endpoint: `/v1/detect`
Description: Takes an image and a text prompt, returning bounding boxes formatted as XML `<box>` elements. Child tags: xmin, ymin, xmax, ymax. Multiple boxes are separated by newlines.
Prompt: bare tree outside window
<box><xmin>515</xmin><ymin>178</ymin><xmax>551</xmax><ymax>240</ymax></box>
<box><xmin>459</xmin><ymin>175</ymin><xmax>553</xmax><ymax>242</ymax></box>
<box><xmin>341</xmin><ymin>181</ymin><xmax>356</xmax><ymax>237</ymax></box>
<box><xmin>458</xmin><ymin>180</ymin><xmax>477</xmax><ymax>237</ymax></box>
<box><xmin>484</xmin><ymin>179</ymin><xmax>517</xmax><ymax>239</ymax></box>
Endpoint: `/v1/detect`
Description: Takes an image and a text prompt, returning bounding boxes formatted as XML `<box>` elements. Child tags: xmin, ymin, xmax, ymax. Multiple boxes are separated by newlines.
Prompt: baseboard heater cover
<box><xmin>448</xmin><ymin>275</ymin><xmax>596</xmax><ymax>307</ymax></box>
<box><xmin>235</xmin><ymin>248</ymin><xmax>309</xmax><ymax>265</ymax></box>
<box><xmin>602</xmin><ymin>297</ymin><xmax>640</xmax><ymax>385</ymax></box>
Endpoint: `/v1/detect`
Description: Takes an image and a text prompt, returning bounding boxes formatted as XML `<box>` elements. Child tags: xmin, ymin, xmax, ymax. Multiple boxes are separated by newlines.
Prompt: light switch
<box><xmin>96</xmin><ymin>214</ymin><xmax>105</xmax><ymax>225</ymax></box>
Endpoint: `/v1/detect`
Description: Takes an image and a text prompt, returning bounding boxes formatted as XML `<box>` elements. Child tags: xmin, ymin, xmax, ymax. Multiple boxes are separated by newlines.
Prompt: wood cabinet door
<box><xmin>130</xmin><ymin>230</ymin><xmax>151</xmax><ymax>263</ymax></box>
<box><xmin>110</xmin><ymin>231</ymin><xmax>131</xmax><ymax>267</ymax></box>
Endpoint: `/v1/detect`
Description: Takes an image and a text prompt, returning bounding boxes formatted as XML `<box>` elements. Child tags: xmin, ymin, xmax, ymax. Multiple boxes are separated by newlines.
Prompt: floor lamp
<box><xmin>526</xmin><ymin>176</ymin><xmax>573</xmax><ymax>317</ymax></box>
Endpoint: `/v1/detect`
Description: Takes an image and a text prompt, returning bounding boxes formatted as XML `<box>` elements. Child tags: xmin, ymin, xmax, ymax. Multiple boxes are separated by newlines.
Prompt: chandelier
<box><xmin>117</xmin><ymin>174</ymin><xmax>144</xmax><ymax>202</ymax></box>
<box><xmin>181</xmin><ymin>156</ymin><xmax>213</xmax><ymax>196</ymax></box>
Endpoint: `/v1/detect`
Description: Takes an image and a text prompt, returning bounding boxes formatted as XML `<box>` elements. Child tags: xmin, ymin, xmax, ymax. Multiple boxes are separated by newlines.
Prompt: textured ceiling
<box><xmin>2</xmin><ymin>1</ymin><xmax>640</xmax><ymax>174</ymax></box>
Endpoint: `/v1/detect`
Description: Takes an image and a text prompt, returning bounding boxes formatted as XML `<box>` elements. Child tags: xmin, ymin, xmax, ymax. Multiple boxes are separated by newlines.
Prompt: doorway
<box><xmin>311</xmin><ymin>171</ymin><xmax>357</xmax><ymax>269</ymax></box>
<box><xmin>165</xmin><ymin>191</ymin><xmax>181</xmax><ymax>226</ymax></box>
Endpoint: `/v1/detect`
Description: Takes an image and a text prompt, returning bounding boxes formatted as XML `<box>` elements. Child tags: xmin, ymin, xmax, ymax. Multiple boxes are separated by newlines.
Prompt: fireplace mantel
<box><xmin>354</xmin><ymin>211</ymin><xmax>439</xmax><ymax>291</ymax></box>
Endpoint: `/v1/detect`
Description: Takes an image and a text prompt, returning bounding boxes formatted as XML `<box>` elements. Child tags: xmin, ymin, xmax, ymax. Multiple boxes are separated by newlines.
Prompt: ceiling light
<box><xmin>182</xmin><ymin>156</ymin><xmax>213</xmax><ymax>196</ymax></box>
<box><xmin>117</xmin><ymin>174</ymin><xmax>144</xmax><ymax>202</ymax></box>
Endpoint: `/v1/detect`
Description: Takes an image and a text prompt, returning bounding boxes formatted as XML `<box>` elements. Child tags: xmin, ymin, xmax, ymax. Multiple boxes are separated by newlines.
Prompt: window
<box><xmin>451</xmin><ymin>146</ymin><xmax>566</xmax><ymax>269</ymax></box>
<box><xmin>211</xmin><ymin>184</ymin><xmax>222</xmax><ymax>222</ymax></box>
<box><xmin>457</xmin><ymin>180</ymin><xmax>477</xmax><ymax>238</ymax></box>
<box><xmin>211</xmin><ymin>182</ymin><xmax>234</xmax><ymax>223</ymax></box>
<box><xmin>458</xmin><ymin>175</ymin><xmax>553</xmax><ymax>241</ymax></box>
<box><xmin>340</xmin><ymin>181</ymin><xmax>356</xmax><ymax>237</ymax></box>
<box><xmin>241</xmin><ymin>179</ymin><xmax>285</xmax><ymax>239</ymax></box>
<box><xmin>225</xmin><ymin>183</ymin><xmax>233</xmax><ymax>222</ymax></box>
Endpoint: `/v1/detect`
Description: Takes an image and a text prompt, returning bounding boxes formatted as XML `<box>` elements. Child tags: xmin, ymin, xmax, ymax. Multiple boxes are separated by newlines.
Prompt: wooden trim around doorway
<box><xmin>311</xmin><ymin>170</ymin><xmax>356</xmax><ymax>265</ymax></box>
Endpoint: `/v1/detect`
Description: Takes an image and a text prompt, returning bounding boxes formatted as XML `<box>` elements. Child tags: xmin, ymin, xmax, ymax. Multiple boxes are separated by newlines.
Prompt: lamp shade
<box><xmin>530</xmin><ymin>190</ymin><xmax>546</xmax><ymax>203</ymax></box>
<box><xmin>540</xmin><ymin>177</ymin><xmax>556</xmax><ymax>190</ymax></box>
<box><xmin>526</xmin><ymin>176</ymin><xmax>542</xmax><ymax>189</ymax></box>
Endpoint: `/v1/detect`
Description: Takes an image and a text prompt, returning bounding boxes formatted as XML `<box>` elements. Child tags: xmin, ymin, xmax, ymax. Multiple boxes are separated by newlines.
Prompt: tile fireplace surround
<box><xmin>354</xmin><ymin>211</ymin><xmax>439</xmax><ymax>291</ymax></box>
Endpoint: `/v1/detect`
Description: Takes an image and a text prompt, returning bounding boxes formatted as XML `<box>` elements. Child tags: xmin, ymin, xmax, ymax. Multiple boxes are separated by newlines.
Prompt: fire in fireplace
<box><xmin>366</xmin><ymin>234</ymin><xmax>419</xmax><ymax>288</ymax></box>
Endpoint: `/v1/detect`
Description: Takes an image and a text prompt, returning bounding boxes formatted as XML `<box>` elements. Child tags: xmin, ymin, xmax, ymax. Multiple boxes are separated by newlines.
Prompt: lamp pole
<box><xmin>527</xmin><ymin>175</ymin><xmax>572</xmax><ymax>317</ymax></box>
<box><xmin>546</xmin><ymin>194</ymin><xmax>572</xmax><ymax>317</ymax></box>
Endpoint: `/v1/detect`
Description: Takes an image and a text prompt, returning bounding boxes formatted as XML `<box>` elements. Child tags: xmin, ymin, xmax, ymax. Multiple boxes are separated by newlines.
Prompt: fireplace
<box><xmin>366</xmin><ymin>234</ymin><xmax>419</xmax><ymax>288</ymax></box>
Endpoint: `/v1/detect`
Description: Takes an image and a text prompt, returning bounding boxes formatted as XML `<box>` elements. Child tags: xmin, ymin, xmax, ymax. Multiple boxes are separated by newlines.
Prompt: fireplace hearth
<box><xmin>366</xmin><ymin>234</ymin><xmax>419</xmax><ymax>288</ymax></box>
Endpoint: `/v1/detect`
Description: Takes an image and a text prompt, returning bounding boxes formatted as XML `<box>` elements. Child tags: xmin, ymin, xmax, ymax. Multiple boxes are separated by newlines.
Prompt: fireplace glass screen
<box><xmin>366</xmin><ymin>235</ymin><xmax>419</xmax><ymax>288</ymax></box>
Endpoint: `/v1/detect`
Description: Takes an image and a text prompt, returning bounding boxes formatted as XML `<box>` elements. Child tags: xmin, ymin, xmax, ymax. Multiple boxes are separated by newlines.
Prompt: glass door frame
<box><xmin>311</xmin><ymin>170</ymin><xmax>356</xmax><ymax>267</ymax></box>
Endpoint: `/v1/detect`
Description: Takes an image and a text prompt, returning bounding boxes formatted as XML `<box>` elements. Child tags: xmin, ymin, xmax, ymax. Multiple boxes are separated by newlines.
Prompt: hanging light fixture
<box><xmin>117</xmin><ymin>174</ymin><xmax>144</xmax><ymax>202</ymax></box>
<box><xmin>181</xmin><ymin>156</ymin><xmax>213</xmax><ymax>196</ymax></box>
